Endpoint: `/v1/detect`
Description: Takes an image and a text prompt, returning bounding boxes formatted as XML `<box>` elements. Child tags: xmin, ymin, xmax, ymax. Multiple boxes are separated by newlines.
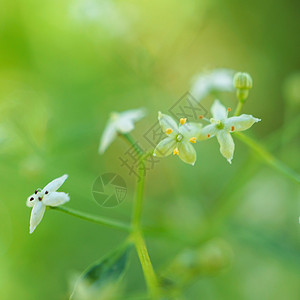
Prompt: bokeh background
<box><xmin>0</xmin><ymin>0</ymin><xmax>300</xmax><ymax>299</ymax></box>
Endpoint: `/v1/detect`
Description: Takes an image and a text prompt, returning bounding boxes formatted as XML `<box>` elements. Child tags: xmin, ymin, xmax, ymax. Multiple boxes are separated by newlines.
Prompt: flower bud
<box><xmin>233</xmin><ymin>72</ymin><xmax>253</xmax><ymax>102</ymax></box>
<box><xmin>234</xmin><ymin>72</ymin><xmax>253</xmax><ymax>89</ymax></box>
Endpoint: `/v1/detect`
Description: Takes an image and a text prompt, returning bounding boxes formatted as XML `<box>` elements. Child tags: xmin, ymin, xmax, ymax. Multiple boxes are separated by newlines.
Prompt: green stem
<box><xmin>121</xmin><ymin>133</ymin><xmax>144</xmax><ymax>157</ymax></box>
<box><xmin>132</xmin><ymin>164</ymin><xmax>146</xmax><ymax>228</ymax></box>
<box><xmin>234</xmin><ymin>101</ymin><xmax>244</xmax><ymax>116</ymax></box>
<box><xmin>51</xmin><ymin>206</ymin><xmax>187</xmax><ymax>244</ymax></box>
<box><xmin>235</xmin><ymin>132</ymin><xmax>300</xmax><ymax>185</ymax></box>
<box><xmin>50</xmin><ymin>206</ymin><xmax>131</xmax><ymax>232</ymax></box>
<box><xmin>121</xmin><ymin>132</ymin><xmax>160</xmax><ymax>298</ymax></box>
<box><xmin>233</xmin><ymin>100</ymin><xmax>300</xmax><ymax>184</ymax></box>
<box><xmin>119</xmin><ymin>132</ymin><xmax>160</xmax><ymax>297</ymax></box>
<box><xmin>131</xmin><ymin>230</ymin><xmax>160</xmax><ymax>299</ymax></box>
<box><xmin>119</xmin><ymin>132</ymin><xmax>147</xmax><ymax>227</ymax></box>
<box><xmin>131</xmin><ymin>162</ymin><xmax>160</xmax><ymax>298</ymax></box>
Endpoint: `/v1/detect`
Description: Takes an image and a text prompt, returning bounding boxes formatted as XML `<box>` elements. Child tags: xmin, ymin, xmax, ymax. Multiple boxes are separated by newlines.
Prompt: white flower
<box><xmin>26</xmin><ymin>175</ymin><xmax>70</xmax><ymax>234</ymax></box>
<box><xmin>153</xmin><ymin>112</ymin><xmax>202</xmax><ymax>166</ymax></box>
<box><xmin>190</xmin><ymin>69</ymin><xmax>235</xmax><ymax>101</ymax></box>
<box><xmin>199</xmin><ymin>100</ymin><xmax>261</xmax><ymax>163</ymax></box>
<box><xmin>99</xmin><ymin>108</ymin><xmax>146</xmax><ymax>154</ymax></box>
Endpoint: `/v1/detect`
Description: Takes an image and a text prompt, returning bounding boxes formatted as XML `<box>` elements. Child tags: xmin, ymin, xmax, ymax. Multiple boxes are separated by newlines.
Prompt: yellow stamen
<box><xmin>189</xmin><ymin>137</ymin><xmax>197</xmax><ymax>143</ymax></box>
<box><xmin>166</xmin><ymin>128</ymin><xmax>173</xmax><ymax>134</ymax></box>
<box><xmin>173</xmin><ymin>148</ymin><xmax>179</xmax><ymax>155</ymax></box>
<box><xmin>180</xmin><ymin>118</ymin><xmax>187</xmax><ymax>125</ymax></box>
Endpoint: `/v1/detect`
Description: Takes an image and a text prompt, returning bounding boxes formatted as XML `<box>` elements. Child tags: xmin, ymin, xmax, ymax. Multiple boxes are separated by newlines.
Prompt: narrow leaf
<box><xmin>71</xmin><ymin>242</ymin><xmax>132</xmax><ymax>299</ymax></box>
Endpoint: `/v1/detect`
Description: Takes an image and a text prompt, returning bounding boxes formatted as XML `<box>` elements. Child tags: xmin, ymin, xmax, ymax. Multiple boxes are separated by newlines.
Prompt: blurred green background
<box><xmin>0</xmin><ymin>0</ymin><xmax>300</xmax><ymax>299</ymax></box>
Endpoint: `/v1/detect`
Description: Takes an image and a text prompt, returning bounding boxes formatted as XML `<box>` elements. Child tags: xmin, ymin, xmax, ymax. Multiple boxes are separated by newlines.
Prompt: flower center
<box><xmin>215</xmin><ymin>121</ymin><xmax>224</xmax><ymax>130</ymax></box>
<box><xmin>176</xmin><ymin>134</ymin><xmax>183</xmax><ymax>142</ymax></box>
<box><xmin>35</xmin><ymin>190</ymin><xmax>48</xmax><ymax>201</ymax></box>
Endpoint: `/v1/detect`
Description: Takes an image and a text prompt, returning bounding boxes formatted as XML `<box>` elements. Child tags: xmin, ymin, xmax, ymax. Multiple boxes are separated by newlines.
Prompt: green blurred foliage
<box><xmin>0</xmin><ymin>0</ymin><xmax>300</xmax><ymax>299</ymax></box>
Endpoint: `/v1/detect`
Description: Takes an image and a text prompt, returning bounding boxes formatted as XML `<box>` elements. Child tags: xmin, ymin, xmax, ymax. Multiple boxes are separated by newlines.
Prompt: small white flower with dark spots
<box><xmin>26</xmin><ymin>175</ymin><xmax>70</xmax><ymax>234</ymax></box>
<box><xmin>199</xmin><ymin>100</ymin><xmax>261</xmax><ymax>163</ymax></box>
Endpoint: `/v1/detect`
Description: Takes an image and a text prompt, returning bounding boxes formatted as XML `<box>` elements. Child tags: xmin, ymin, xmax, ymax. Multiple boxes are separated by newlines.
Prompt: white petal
<box><xmin>216</xmin><ymin>131</ymin><xmax>235</xmax><ymax>164</ymax></box>
<box><xmin>43</xmin><ymin>192</ymin><xmax>70</xmax><ymax>206</ymax></box>
<box><xmin>179</xmin><ymin>122</ymin><xmax>203</xmax><ymax>140</ymax></box>
<box><xmin>225</xmin><ymin>114</ymin><xmax>261</xmax><ymax>132</ymax></box>
<box><xmin>116</xmin><ymin>118</ymin><xmax>135</xmax><ymax>133</ymax></box>
<box><xmin>153</xmin><ymin>137</ymin><xmax>176</xmax><ymax>157</ymax></box>
<box><xmin>116</xmin><ymin>108</ymin><xmax>146</xmax><ymax>133</ymax></box>
<box><xmin>42</xmin><ymin>174</ymin><xmax>68</xmax><ymax>193</ymax></box>
<box><xmin>26</xmin><ymin>194</ymin><xmax>37</xmax><ymax>207</ymax></box>
<box><xmin>158</xmin><ymin>112</ymin><xmax>179</xmax><ymax>134</ymax></box>
<box><xmin>190</xmin><ymin>74</ymin><xmax>211</xmax><ymax>101</ymax></box>
<box><xmin>119</xmin><ymin>108</ymin><xmax>146</xmax><ymax>122</ymax></box>
<box><xmin>211</xmin><ymin>100</ymin><xmax>228</xmax><ymax>120</ymax></box>
<box><xmin>210</xmin><ymin>69</ymin><xmax>234</xmax><ymax>92</ymax></box>
<box><xmin>99</xmin><ymin>108</ymin><xmax>145</xmax><ymax>152</ymax></box>
<box><xmin>197</xmin><ymin>124</ymin><xmax>218</xmax><ymax>140</ymax></box>
<box><xmin>190</xmin><ymin>69</ymin><xmax>234</xmax><ymax>102</ymax></box>
<box><xmin>99</xmin><ymin>121</ymin><xmax>117</xmax><ymax>154</ymax></box>
<box><xmin>178</xmin><ymin>142</ymin><xmax>196</xmax><ymax>166</ymax></box>
<box><xmin>29</xmin><ymin>201</ymin><xmax>46</xmax><ymax>234</ymax></box>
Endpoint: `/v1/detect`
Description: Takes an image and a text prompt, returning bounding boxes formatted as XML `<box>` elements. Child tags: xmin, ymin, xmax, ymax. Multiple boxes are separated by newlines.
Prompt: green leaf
<box><xmin>71</xmin><ymin>242</ymin><xmax>132</xmax><ymax>299</ymax></box>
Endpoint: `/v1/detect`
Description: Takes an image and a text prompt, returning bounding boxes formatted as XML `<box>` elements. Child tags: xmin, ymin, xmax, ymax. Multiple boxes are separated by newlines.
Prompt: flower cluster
<box><xmin>26</xmin><ymin>72</ymin><xmax>261</xmax><ymax>233</ymax></box>
<box><xmin>154</xmin><ymin>100</ymin><xmax>261</xmax><ymax>165</ymax></box>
